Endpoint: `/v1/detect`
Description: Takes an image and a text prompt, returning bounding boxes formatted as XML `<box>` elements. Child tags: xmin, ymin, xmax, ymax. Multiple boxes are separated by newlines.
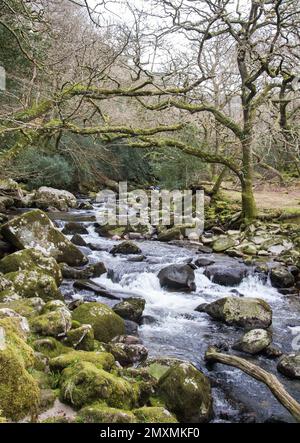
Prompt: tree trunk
<box><xmin>205</xmin><ymin>347</ymin><xmax>300</xmax><ymax>423</ymax></box>
<box><xmin>241</xmin><ymin>137</ymin><xmax>257</xmax><ymax>223</ymax></box>
<box><xmin>211</xmin><ymin>166</ymin><xmax>227</xmax><ymax>201</ymax></box>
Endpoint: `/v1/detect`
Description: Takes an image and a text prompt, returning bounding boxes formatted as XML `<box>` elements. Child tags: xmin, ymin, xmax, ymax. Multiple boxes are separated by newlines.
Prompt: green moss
<box><xmin>0</xmin><ymin>318</ymin><xmax>40</xmax><ymax>420</ymax></box>
<box><xmin>0</xmin><ymin>249</ymin><xmax>62</xmax><ymax>286</ymax></box>
<box><xmin>60</xmin><ymin>361</ymin><xmax>138</xmax><ymax>409</ymax></box>
<box><xmin>1</xmin><ymin>209</ymin><xmax>87</xmax><ymax>267</ymax></box>
<box><xmin>30</xmin><ymin>308</ymin><xmax>72</xmax><ymax>337</ymax></box>
<box><xmin>0</xmin><ymin>297</ymin><xmax>44</xmax><ymax>319</ymax></box>
<box><xmin>157</xmin><ymin>362</ymin><xmax>213</xmax><ymax>423</ymax></box>
<box><xmin>77</xmin><ymin>403</ymin><xmax>136</xmax><ymax>423</ymax></box>
<box><xmin>72</xmin><ymin>302</ymin><xmax>125</xmax><ymax>343</ymax></box>
<box><xmin>133</xmin><ymin>406</ymin><xmax>178</xmax><ymax>423</ymax></box>
<box><xmin>5</xmin><ymin>269</ymin><xmax>63</xmax><ymax>302</ymax></box>
<box><xmin>32</xmin><ymin>337</ymin><xmax>71</xmax><ymax>358</ymax></box>
<box><xmin>64</xmin><ymin>325</ymin><xmax>95</xmax><ymax>351</ymax></box>
<box><xmin>49</xmin><ymin>350</ymin><xmax>115</xmax><ymax>372</ymax></box>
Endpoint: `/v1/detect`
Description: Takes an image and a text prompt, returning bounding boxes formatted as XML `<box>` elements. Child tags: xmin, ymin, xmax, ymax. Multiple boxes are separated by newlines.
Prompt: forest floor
<box><xmin>223</xmin><ymin>180</ymin><xmax>300</xmax><ymax>212</ymax></box>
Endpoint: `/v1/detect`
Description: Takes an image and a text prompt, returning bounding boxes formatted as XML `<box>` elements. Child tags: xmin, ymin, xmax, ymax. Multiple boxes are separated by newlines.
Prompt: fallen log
<box><xmin>205</xmin><ymin>346</ymin><xmax>300</xmax><ymax>422</ymax></box>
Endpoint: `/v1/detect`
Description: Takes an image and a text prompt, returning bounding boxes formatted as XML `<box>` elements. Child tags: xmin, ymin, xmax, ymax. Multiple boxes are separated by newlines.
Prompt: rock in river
<box><xmin>277</xmin><ymin>353</ymin><xmax>300</xmax><ymax>379</ymax></box>
<box><xmin>204</xmin><ymin>263</ymin><xmax>248</xmax><ymax>286</ymax></box>
<box><xmin>1</xmin><ymin>209</ymin><xmax>87</xmax><ymax>266</ymax></box>
<box><xmin>233</xmin><ymin>329</ymin><xmax>272</xmax><ymax>355</ymax></box>
<box><xmin>158</xmin><ymin>264</ymin><xmax>196</xmax><ymax>292</ymax></box>
<box><xmin>196</xmin><ymin>297</ymin><xmax>272</xmax><ymax>329</ymax></box>
<box><xmin>110</xmin><ymin>241</ymin><xmax>142</xmax><ymax>255</ymax></box>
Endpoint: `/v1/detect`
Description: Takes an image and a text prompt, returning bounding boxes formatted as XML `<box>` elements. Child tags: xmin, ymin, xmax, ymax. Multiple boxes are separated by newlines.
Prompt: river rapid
<box><xmin>51</xmin><ymin>201</ymin><xmax>300</xmax><ymax>423</ymax></box>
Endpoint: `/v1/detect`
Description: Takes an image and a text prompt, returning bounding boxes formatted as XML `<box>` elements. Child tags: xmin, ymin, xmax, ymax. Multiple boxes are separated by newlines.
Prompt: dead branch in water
<box><xmin>205</xmin><ymin>346</ymin><xmax>300</xmax><ymax>423</ymax></box>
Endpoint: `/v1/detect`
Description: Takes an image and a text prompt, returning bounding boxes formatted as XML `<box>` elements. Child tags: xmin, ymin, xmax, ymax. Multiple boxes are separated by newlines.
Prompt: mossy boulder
<box><xmin>32</xmin><ymin>337</ymin><xmax>70</xmax><ymax>358</ymax></box>
<box><xmin>113</xmin><ymin>297</ymin><xmax>145</xmax><ymax>323</ymax></box>
<box><xmin>64</xmin><ymin>324</ymin><xmax>95</xmax><ymax>351</ymax></box>
<box><xmin>34</xmin><ymin>187</ymin><xmax>77</xmax><ymax>211</ymax></box>
<box><xmin>5</xmin><ymin>269</ymin><xmax>63</xmax><ymax>302</ymax></box>
<box><xmin>0</xmin><ymin>318</ymin><xmax>40</xmax><ymax>420</ymax></box>
<box><xmin>270</xmin><ymin>267</ymin><xmax>295</xmax><ymax>289</ymax></box>
<box><xmin>141</xmin><ymin>357</ymin><xmax>185</xmax><ymax>380</ymax></box>
<box><xmin>0</xmin><ymin>308</ymin><xmax>29</xmax><ymax>335</ymax></box>
<box><xmin>49</xmin><ymin>350</ymin><xmax>115</xmax><ymax>372</ymax></box>
<box><xmin>60</xmin><ymin>361</ymin><xmax>138</xmax><ymax>409</ymax></box>
<box><xmin>0</xmin><ymin>249</ymin><xmax>62</xmax><ymax>285</ymax></box>
<box><xmin>0</xmin><ymin>273</ymin><xmax>14</xmax><ymax>292</ymax></box>
<box><xmin>157</xmin><ymin>362</ymin><xmax>213</xmax><ymax>423</ymax></box>
<box><xmin>133</xmin><ymin>406</ymin><xmax>178</xmax><ymax>423</ymax></box>
<box><xmin>0</xmin><ymin>297</ymin><xmax>45</xmax><ymax>319</ymax></box>
<box><xmin>77</xmin><ymin>403</ymin><xmax>136</xmax><ymax>423</ymax></box>
<box><xmin>72</xmin><ymin>302</ymin><xmax>125</xmax><ymax>343</ymax></box>
<box><xmin>30</xmin><ymin>305</ymin><xmax>72</xmax><ymax>337</ymax></box>
<box><xmin>1</xmin><ymin>209</ymin><xmax>87</xmax><ymax>266</ymax></box>
<box><xmin>197</xmin><ymin>297</ymin><xmax>272</xmax><ymax>329</ymax></box>
<box><xmin>110</xmin><ymin>241</ymin><xmax>142</xmax><ymax>255</ymax></box>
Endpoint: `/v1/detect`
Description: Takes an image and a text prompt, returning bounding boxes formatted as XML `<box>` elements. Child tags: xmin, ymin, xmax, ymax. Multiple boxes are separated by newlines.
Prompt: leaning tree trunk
<box><xmin>241</xmin><ymin>136</ymin><xmax>257</xmax><ymax>223</ymax></box>
<box><xmin>205</xmin><ymin>347</ymin><xmax>300</xmax><ymax>423</ymax></box>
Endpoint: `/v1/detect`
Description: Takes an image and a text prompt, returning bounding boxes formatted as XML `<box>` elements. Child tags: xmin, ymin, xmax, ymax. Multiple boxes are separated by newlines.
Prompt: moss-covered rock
<box><xmin>5</xmin><ymin>269</ymin><xmax>63</xmax><ymax>302</ymax></box>
<box><xmin>141</xmin><ymin>357</ymin><xmax>185</xmax><ymax>380</ymax></box>
<box><xmin>110</xmin><ymin>241</ymin><xmax>142</xmax><ymax>255</ymax></box>
<box><xmin>49</xmin><ymin>350</ymin><xmax>115</xmax><ymax>372</ymax></box>
<box><xmin>133</xmin><ymin>406</ymin><xmax>178</xmax><ymax>423</ymax></box>
<box><xmin>64</xmin><ymin>325</ymin><xmax>95</xmax><ymax>351</ymax></box>
<box><xmin>212</xmin><ymin>236</ymin><xmax>236</xmax><ymax>252</ymax></box>
<box><xmin>77</xmin><ymin>403</ymin><xmax>136</xmax><ymax>423</ymax></box>
<box><xmin>34</xmin><ymin>187</ymin><xmax>77</xmax><ymax>212</ymax></box>
<box><xmin>32</xmin><ymin>337</ymin><xmax>70</xmax><ymax>358</ymax></box>
<box><xmin>157</xmin><ymin>227</ymin><xmax>182</xmax><ymax>242</ymax></box>
<box><xmin>0</xmin><ymin>249</ymin><xmax>62</xmax><ymax>285</ymax></box>
<box><xmin>72</xmin><ymin>302</ymin><xmax>125</xmax><ymax>343</ymax></box>
<box><xmin>1</xmin><ymin>209</ymin><xmax>87</xmax><ymax>266</ymax></box>
<box><xmin>0</xmin><ymin>308</ymin><xmax>30</xmax><ymax>335</ymax></box>
<box><xmin>157</xmin><ymin>362</ymin><xmax>213</xmax><ymax>423</ymax></box>
<box><xmin>0</xmin><ymin>297</ymin><xmax>45</xmax><ymax>319</ymax></box>
<box><xmin>60</xmin><ymin>361</ymin><xmax>138</xmax><ymax>409</ymax></box>
<box><xmin>0</xmin><ymin>318</ymin><xmax>40</xmax><ymax>420</ymax></box>
<box><xmin>197</xmin><ymin>297</ymin><xmax>272</xmax><ymax>329</ymax></box>
<box><xmin>30</xmin><ymin>306</ymin><xmax>72</xmax><ymax>337</ymax></box>
<box><xmin>113</xmin><ymin>298</ymin><xmax>145</xmax><ymax>323</ymax></box>
<box><xmin>0</xmin><ymin>273</ymin><xmax>14</xmax><ymax>292</ymax></box>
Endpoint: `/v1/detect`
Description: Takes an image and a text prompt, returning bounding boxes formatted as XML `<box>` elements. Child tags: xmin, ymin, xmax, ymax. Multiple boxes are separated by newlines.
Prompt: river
<box><xmin>51</xmin><ymin>201</ymin><xmax>300</xmax><ymax>423</ymax></box>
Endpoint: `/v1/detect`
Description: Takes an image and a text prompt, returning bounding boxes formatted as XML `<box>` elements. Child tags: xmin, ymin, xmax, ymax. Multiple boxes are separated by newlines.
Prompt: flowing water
<box><xmin>51</xmin><ymin>201</ymin><xmax>300</xmax><ymax>423</ymax></box>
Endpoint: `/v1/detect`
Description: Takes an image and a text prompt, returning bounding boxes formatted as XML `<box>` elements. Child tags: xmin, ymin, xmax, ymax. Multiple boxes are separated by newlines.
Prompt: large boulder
<box><xmin>157</xmin><ymin>227</ymin><xmax>182</xmax><ymax>242</ymax></box>
<box><xmin>72</xmin><ymin>302</ymin><xmax>125</xmax><ymax>342</ymax></box>
<box><xmin>1</xmin><ymin>209</ymin><xmax>87</xmax><ymax>266</ymax></box>
<box><xmin>197</xmin><ymin>297</ymin><xmax>272</xmax><ymax>329</ymax></box>
<box><xmin>64</xmin><ymin>325</ymin><xmax>95</xmax><ymax>351</ymax></box>
<box><xmin>113</xmin><ymin>298</ymin><xmax>145</xmax><ymax>323</ymax></box>
<box><xmin>233</xmin><ymin>329</ymin><xmax>272</xmax><ymax>355</ymax></box>
<box><xmin>0</xmin><ymin>248</ymin><xmax>62</xmax><ymax>285</ymax></box>
<box><xmin>157</xmin><ymin>362</ymin><xmax>213</xmax><ymax>423</ymax></box>
<box><xmin>60</xmin><ymin>361</ymin><xmax>138</xmax><ymax>409</ymax></box>
<box><xmin>107</xmin><ymin>342</ymin><xmax>148</xmax><ymax>367</ymax></box>
<box><xmin>60</xmin><ymin>262</ymin><xmax>106</xmax><ymax>280</ymax></box>
<box><xmin>0</xmin><ymin>318</ymin><xmax>40</xmax><ymax>420</ymax></box>
<box><xmin>5</xmin><ymin>269</ymin><xmax>63</xmax><ymax>302</ymax></box>
<box><xmin>270</xmin><ymin>267</ymin><xmax>295</xmax><ymax>289</ymax></box>
<box><xmin>158</xmin><ymin>264</ymin><xmax>196</xmax><ymax>292</ymax></box>
<box><xmin>204</xmin><ymin>264</ymin><xmax>247</xmax><ymax>286</ymax></box>
<box><xmin>110</xmin><ymin>241</ymin><xmax>142</xmax><ymax>255</ymax></box>
<box><xmin>277</xmin><ymin>353</ymin><xmax>300</xmax><ymax>379</ymax></box>
<box><xmin>30</xmin><ymin>302</ymin><xmax>72</xmax><ymax>337</ymax></box>
<box><xmin>34</xmin><ymin>187</ymin><xmax>77</xmax><ymax>211</ymax></box>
